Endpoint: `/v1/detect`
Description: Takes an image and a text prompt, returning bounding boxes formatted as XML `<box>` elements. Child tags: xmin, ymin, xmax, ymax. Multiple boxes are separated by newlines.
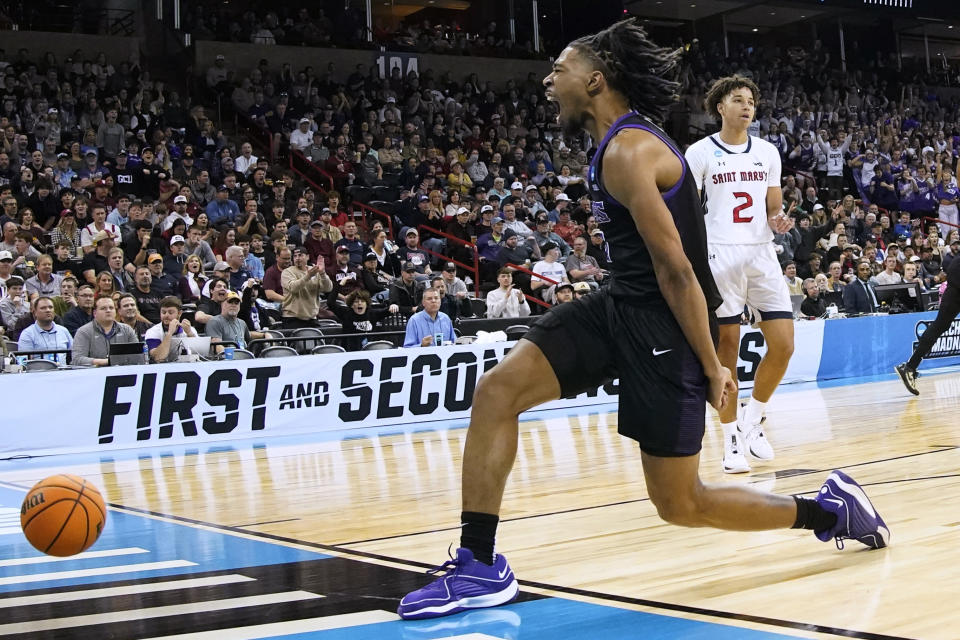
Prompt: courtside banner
<box><xmin>2</xmin><ymin>322</ymin><xmax>826</xmax><ymax>458</ymax></box>
<box><xmin>818</xmin><ymin>311</ymin><xmax>960</xmax><ymax>379</ymax></box>
<box><xmin>736</xmin><ymin>319</ymin><xmax>824</xmax><ymax>390</ymax></box>
<box><xmin>0</xmin><ymin>343</ymin><xmax>618</xmax><ymax>458</ymax></box>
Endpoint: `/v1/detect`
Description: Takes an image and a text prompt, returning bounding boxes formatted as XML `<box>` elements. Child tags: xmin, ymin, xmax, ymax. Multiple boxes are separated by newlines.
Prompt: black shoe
<box><xmin>895</xmin><ymin>363</ymin><xmax>919</xmax><ymax>396</ymax></box>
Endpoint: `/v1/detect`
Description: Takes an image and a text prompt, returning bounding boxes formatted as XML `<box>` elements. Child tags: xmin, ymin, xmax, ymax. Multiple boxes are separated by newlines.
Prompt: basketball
<box><xmin>20</xmin><ymin>474</ymin><xmax>107</xmax><ymax>557</ymax></box>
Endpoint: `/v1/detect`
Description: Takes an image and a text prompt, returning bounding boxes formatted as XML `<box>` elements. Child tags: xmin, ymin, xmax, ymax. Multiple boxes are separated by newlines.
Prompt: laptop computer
<box><xmin>823</xmin><ymin>291</ymin><xmax>843</xmax><ymax>311</ymax></box>
<box><xmin>790</xmin><ymin>294</ymin><xmax>804</xmax><ymax>317</ymax></box>
<box><xmin>109</xmin><ymin>341</ymin><xmax>146</xmax><ymax>366</ymax></box>
<box><xmin>179</xmin><ymin>336</ymin><xmax>212</xmax><ymax>357</ymax></box>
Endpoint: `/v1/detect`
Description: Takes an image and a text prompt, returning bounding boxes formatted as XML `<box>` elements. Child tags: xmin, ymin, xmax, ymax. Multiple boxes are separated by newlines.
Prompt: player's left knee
<box><xmin>773</xmin><ymin>339</ymin><xmax>794</xmax><ymax>361</ymax></box>
<box><xmin>650</xmin><ymin>487</ymin><xmax>709</xmax><ymax>527</ymax></box>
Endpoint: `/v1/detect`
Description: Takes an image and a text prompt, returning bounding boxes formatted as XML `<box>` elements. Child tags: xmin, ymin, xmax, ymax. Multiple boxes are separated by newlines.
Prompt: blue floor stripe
<box><xmin>266</xmin><ymin>598</ymin><xmax>808</xmax><ymax>640</ymax></box>
<box><xmin>0</xmin><ymin>485</ymin><xmax>329</xmax><ymax>592</ymax></box>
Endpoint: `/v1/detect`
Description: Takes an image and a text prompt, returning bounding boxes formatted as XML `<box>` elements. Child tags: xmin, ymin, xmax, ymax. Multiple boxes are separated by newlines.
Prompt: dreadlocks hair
<box><xmin>704</xmin><ymin>75</ymin><xmax>760</xmax><ymax>122</ymax></box>
<box><xmin>570</xmin><ymin>18</ymin><xmax>682</xmax><ymax>126</ymax></box>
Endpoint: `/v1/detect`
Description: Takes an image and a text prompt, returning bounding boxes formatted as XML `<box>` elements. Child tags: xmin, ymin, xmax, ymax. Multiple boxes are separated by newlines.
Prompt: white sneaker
<box><xmin>722</xmin><ymin>433</ymin><xmax>751</xmax><ymax>474</ymax></box>
<box><xmin>739</xmin><ymin>423</ymin><xmax>775</xmax><ymax>460</ymax></box>
<box><xmin>737</xmin><ymin>404</ymin><xmax>775</xmax><ymax>461</ymax></box>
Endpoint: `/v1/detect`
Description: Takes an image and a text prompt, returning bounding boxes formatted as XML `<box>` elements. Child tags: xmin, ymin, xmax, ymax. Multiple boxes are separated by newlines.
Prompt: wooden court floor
<box><xmin>3</xmin><ymin>369</ymin><xmax>960</xmax><ymax>639</ymax></box>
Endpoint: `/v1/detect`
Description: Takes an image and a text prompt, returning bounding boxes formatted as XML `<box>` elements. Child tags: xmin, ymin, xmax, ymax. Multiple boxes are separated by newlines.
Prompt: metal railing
<box><xmin>505</xmin><ymin>262</ymin><xmax>556</xmax><ymax>309</ymax></box>
<box><xmin>289</xmin><ymin>148</ymin><xmax>333</xmax><ymax>191</ymax></box>
<box><xmin>417</xmin><ymin>224</ymin><xmax>480</xmax><ymax>297</ymax></box>
<box><xmin>248</xmin><ymin>330</ymin><xmax>407</xmax><ymax>352</ymax></box>
<box><xmin>286</xmin><ymin>150</ymin><xmax>396</xmax><ymax>242</ymax></box>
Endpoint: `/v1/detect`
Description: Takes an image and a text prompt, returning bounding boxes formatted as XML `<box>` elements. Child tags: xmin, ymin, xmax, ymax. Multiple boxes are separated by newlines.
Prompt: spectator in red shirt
<box><xmin>263</xmin><ymin>246</ymin><xmax>290</xmax><ymax>306</ymax></box>
<box><xmin>305</xmin><ymin>220</ymin><xmax>335</xmax><ymax>266</ymax></box>
<box><xmin>553</xmin><ymin>209</ymin><xmax>583</xmax><ymax>246</ymax></box>
<box><xmin>324</xmin><ymin>146</ymin><xmax>354</xmax><ymax>193</ymax></box>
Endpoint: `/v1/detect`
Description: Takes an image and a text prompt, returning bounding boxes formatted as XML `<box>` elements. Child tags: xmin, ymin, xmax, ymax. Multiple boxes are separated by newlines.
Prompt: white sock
<box><xmin>721</xmin><ymin>421</ymin><xmax>738</xmax><ymax>442</ymax></box>
<box><xmin>743</xmin><ymin>398</ymin><xmax>767</xmax><ymax>427</ymax></box>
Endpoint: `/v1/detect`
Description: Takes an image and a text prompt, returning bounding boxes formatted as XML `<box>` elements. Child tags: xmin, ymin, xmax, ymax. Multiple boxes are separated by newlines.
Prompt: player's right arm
<box><xmin>603</xmin><ymin>130</ymin><xmax>734</xmax><ymax>413</ymax></box>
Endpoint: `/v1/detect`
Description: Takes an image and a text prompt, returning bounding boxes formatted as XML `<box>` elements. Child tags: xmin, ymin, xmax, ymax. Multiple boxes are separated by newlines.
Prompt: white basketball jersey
<box><xmin>685</xmin><ymin>135</ymin><xmax>781</xmax><ymax>245</ymax></box>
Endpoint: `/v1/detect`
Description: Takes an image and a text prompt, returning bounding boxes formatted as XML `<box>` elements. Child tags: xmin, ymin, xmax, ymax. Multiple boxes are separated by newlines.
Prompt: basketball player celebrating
<box><xmin>397</xmin><ymin>19</ymin><xmax>888</xmax><ymax>622</ymax></box>
<box><xmin>896</xmin><ymin>256</ymin><xmax>960</xmax><ymax>395</ymax></box>
<box><xmin>685</xmin><ymin>76</ymin><xmax>795</xmax><ymax>474</ymax></box>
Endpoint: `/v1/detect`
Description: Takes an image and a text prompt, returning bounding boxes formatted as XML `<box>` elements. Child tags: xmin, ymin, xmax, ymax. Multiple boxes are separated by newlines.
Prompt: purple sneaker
<box><xmin>398</xmin><ymin>547</ymin><xmax>519</xmax><ymax>620</ymax></box>
<box><xmin>814</xmin><ymin>470</ymin><xmax>890</xmax><ymax>549</ymax></box>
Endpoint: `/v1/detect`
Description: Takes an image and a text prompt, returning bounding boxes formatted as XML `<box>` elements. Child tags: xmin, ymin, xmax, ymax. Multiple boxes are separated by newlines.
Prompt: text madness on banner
<box><xmin>913</xmin><ymin>319</ymin><xmax>960</xmax><ymax>359</ymax></box>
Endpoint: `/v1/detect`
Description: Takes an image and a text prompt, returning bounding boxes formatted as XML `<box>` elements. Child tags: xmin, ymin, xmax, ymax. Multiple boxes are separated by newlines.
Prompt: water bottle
<box><xmin>142</xmin><ymin>342</ymin><xmax>149</xmax><ymax>364</ymax></box>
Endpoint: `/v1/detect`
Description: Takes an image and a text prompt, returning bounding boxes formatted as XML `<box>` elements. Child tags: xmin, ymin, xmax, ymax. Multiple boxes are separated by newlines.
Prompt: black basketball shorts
<box><xmin>524</xmin><ymin>287</ymin><xmax>708</xmax><ymax>457</ymax></box>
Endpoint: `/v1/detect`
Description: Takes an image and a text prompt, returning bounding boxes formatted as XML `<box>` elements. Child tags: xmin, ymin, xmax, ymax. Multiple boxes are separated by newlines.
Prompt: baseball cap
<box><xmin>94</xmin><ymin>179</ymin><xmax>108</xmax><ymax>188</ymax></box>
<box><xmin>492</xmin><ymin>216</ymin><xmax>504</xmax><ymax>224</ymax></box>
<box><xmin>92</xmin><ymin>230</ymin><xmax>113</xmax><ymax>244</ymax></box>
<box><xmin>299</xmin><ymin>117</ymin><xmax>310</xmax><ymax>124</ymax></box>
<box><xmin>336</xmin><ymin>245</ymin><xmax>350</xmax><ymax>253</ymax></box>
<box><xmin>0</xmin><ymin>250</ymin><xmax>12</xmax><ymax>261</ymax></box>
<box><xmin>418</xmin><ymin>194</ymin><xmax>429</xmax><ymax>202</ymax></box>
<box><xmin>386</xmin><ymin>96</ymin><xmax>396</xmax><ymax>103</ymax></box>
<box><xmin>116</xmin><ymin>149</ymin><xmax>128</xmax><ymax>157</ymax></box>
<box><xmin>590</xmin><ymin>229</ymin><xmax>604</xmax><ymax>237</ymax></box>
<box><xmin>225</xmin><ymin>291</ymin><xmax>242</xmax><ymax>302</ymax></box>
<box><xmin>909</xmin><ymin>255</ymin><xmax>922</xmax><ymax>262</ymax></box>
<box><xmin>556</xmin><ymin>282</ymin><xmax>574</xmax><ymax>293</ymax></box>
<box><xmin>217</xmin><ymin>184</ymin><xmax>229</xmax><ymax>192</ymax></box>
<box><xmin>406</xmin><ymin>228</ymin><xmax>419</xmax><ymax>236</ymax></box>
<box><xmin>573</xmin><ymin>282</ymin><xmax>591</xmax><ymax>293</ymax></box>
<box><xmin>85</xmin><ymin>149</ymin><xmax>98</xmax><ymax>156</ymax></box>
<box><xmin>541</xmin><ymin>241</ymin><xmax>558</xmax><ymax>253</ymax></box>
<box><xmin>173</xmin><ymin>195</ymin><xmax>188</xmax><ymax>204</ymax></box>
<box><xmin>510</xmin><ymin>181</ymin><xmax>523</xmax><ymax>190</ymax></box>
<box><xmin>443</xmin><ymin>262</ymin><xmax>456</xmax><ymax>272</ymax></box>
<box><xmin>813</xmin><ymin>203</ymin><xmax>824</xmax><ymax>211</ymax></box>
<box><xmin>556</xmin><ymin>193</ymin><xmax>571</xmax><ymax>202</ymax></box>
<box><xmin>147</xmin><ymin>253</ymin><xmax>163</xmax><ymax>264</ymax></box>
<box><xmin>56</xmin><ymin>152</ymin><xmax>68</xmax><ymax>159</ymax></box>
<box><xmin>169</xmin><ymin>235</ymin><xmax>185</xmax><ymax>245</ymax></box>
<box><xmin>524</xmin><ymin>184</ymin><xmax>537</xmax><ymax>192</ymax></box>
<box><xmin>214</xmin><ymin>261</ymin><xmax>230</xmax><ymax>271</ymax></box>
<box><xmin>456</xmin><ymin>207</ymin><xmax>470</xmax><ymax>215</ymax></box>
<box><xmin>215</xmin><ymin>54</ymin><xmax>225</xmax><ymax>61</ymax></box>
<box><xmin>402</xmin><ymin>261</ymin><xmax>417</xmax><ymax>272</ymax></box>
<box><xmin>364</xmin><ymin>252</ymin><xmax>378</xmax><ymax>262</ymax></box>
<box><xmin>309</xmin><ymin>219</ymin><xmax>323</xmax><ymax>227</ymax></box>
<box><xmin>480</xmin><ymin>204</ymin><xmax>494</xmax><ymax>214</ymax></box>
<box><xmin>59</xmin><ymin>208</ymin><xmax>74</xmax><ymax>218</ymax></box>
<box><xmin>297</xmin><ymin>207</ymin><xmax>311</xmax><ymax>216</ymax></box>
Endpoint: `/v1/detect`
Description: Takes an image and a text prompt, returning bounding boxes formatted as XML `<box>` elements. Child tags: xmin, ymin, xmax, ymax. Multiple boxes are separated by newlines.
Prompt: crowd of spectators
<box><xmin>681</xmin><ymin>39</ymin><xmax>960</xmax><ymax>314</ymax></box>
<box><xmin>188</xmin><ymin>2</ymin><xmax>546</xmax><ymax>59</ymax></box>
<box><xmin>4</xmin><ymin>25</ymin><xmax>960</xmax><ymax>367</ymax></box>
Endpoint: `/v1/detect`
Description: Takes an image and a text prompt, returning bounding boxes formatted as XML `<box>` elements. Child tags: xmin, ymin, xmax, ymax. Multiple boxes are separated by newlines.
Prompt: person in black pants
<box><xmin>896</xmin><ymin>257</ymin><xmax>960</xmax><ymax>395</ymax></box>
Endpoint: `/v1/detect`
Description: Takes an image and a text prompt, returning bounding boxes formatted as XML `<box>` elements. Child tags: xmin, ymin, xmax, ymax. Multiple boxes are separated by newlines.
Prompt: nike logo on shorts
<box><xmin>652</xmin><ymin>348</ymin><xmax>673</xmax><ymax>356</ymax></box>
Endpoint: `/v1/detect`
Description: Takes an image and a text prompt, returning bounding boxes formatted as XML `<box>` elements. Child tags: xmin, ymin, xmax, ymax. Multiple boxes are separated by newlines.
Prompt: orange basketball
<box><xmin>20</xmin><ymin>474</ymin><xmax>107</xmax><ymax>557</ymax></box>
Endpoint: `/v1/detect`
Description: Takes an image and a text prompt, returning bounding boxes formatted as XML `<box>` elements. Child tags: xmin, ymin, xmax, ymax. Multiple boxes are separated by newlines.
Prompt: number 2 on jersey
<box><xmin>732</xmin><ymin>192</ymin><xmax>753</xmax><ymax>223</ymax></box>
